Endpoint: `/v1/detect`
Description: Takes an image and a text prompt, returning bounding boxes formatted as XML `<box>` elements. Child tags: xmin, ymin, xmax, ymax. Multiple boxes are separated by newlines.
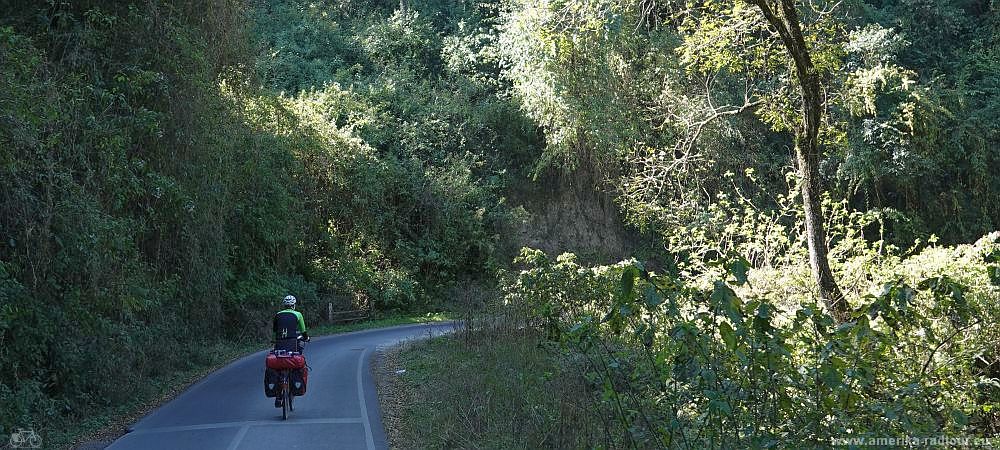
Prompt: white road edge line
<box><xmin>357</xmin><ymin>348</ymin><xmax>376</xmax><ymax>450</ymax></box>
<box><xmin>131</xmin><ymin>417</ymin><xmax>364</xmax><ymax>434</ymax></box>
<box><xmin>225</xmin><ymin>425</ymin><xmax>249</xmax><ymax>450</ymax></box>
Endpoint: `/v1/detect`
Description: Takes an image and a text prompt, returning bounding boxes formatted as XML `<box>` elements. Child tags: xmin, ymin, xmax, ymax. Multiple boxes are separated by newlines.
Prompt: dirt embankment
<box><xmin>507</xmin><ymin>162</ymin><xmax>642</xmax><ymax>264</ymax></box>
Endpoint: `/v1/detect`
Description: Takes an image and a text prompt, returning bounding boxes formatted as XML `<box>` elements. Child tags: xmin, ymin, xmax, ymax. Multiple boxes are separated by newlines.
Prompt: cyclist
<box><xmin>273</xmin><ymin>295</ymin><xmax>309</xmax><ymax>352</ymax></box>
<box><xmin>272</xmin><ymin>295</ymin><xmax>309</xmax><ymax>408</ymax></box>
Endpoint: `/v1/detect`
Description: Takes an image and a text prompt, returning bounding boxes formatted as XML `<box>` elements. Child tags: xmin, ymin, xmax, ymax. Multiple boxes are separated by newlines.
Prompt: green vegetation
<box><xmin>390</xmin><ymin>0</ymin><xmax>998</xmax><ymax>448</ymax></box>
<box><xmin>390</xmin><ymin>234</ymin><xmax>1000</xmax><ymax>448</ymax></box>
<box><xmin>502</xmin><ymin>235</ymin><xmax>999</xmax><ymax>446</ymax></box>
<box><xmin>310</xmin><ymin>311</ymin><xmax>453</xmax><ymax>336</ymax></box>
<box><xmin>387</xmin><ymin>330</ymin><xmax>607</xmax><ymax>448</ymax></box>
<box><xmin>0</xmin><ymin>0</ymin><xmax>533</xmax><ymax>444</ymax></box>
<box><xmin>1</xmin><ymin>0</ymin><xmax>998</xmax><ymax>447</ymax></box>
<box><xmin>500</xmin><ymin>0</ymin><xmax>999</xmax><ymax>247</ymax></box>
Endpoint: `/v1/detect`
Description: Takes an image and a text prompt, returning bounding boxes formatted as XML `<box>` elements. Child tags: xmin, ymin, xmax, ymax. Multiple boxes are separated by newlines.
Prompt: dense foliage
<box><xmin>0</xmin><ymin>0</ymin><xmax>537</xmax><ymax>441</ymax></box>
<box><xmin>499</xmin><ymin>0</ymin><xmax>1000</xmax><ymax>247</ymax></box>
<box><xmin>505</xmin><ymin>232</ymin><xmax>1000</xmax><ymax>446</ymax></box>
<box><xmin>1</xmin><ymin>0</ymin><xmax>997</xmax><ymax>446</ymax></box>
<box><xmin>493</xmin><ymin>0</ymin><xmax>1000</xmax><ymax>446</ymax></box>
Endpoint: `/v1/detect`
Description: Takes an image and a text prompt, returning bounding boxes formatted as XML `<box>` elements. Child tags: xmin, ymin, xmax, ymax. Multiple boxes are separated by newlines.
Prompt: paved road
<box><xmin>106</xmin><ymin>322</ymin><xmax>458</xmax><ymax>450</ymax></box>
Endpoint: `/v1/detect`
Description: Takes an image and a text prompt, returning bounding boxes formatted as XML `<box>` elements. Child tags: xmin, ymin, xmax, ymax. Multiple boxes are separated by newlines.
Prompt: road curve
<box><xmin>106</xmin><ymin>322</ymin><xmax>458</xmax><ymax>450</ymax></box>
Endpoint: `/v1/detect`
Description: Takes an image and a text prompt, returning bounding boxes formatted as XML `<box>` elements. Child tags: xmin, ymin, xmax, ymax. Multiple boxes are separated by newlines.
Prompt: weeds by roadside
<box><xmin>310</xmin><ymin>312</ymin><xmax>454</xmax><ymax>336</ymax></box>
<box><xmin>378</xmin><ymin>325</ymin><xmax>623</xmax><ymax>449</ymax></box>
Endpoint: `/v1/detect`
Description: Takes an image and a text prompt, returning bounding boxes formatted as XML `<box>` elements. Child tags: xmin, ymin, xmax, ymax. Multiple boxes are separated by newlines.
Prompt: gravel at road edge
<box><xmin>373</xmin><ymin>344</ymin><xmax>411</xmax><ymax>450</ymax></box>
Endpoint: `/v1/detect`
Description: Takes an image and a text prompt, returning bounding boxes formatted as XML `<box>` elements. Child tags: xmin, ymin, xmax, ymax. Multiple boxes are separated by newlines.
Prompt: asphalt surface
<box><xmin>106</xmin><ymin>322</ymin><xmax>458</xmax><ymax>450</ymax></box>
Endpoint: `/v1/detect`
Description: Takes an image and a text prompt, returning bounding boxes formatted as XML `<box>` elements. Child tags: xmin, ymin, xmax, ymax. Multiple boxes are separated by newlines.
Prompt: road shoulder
<box><xmin>373</xmin><ymin>344</ymin><xmax>411</xmax><ymax>450</ymax></box>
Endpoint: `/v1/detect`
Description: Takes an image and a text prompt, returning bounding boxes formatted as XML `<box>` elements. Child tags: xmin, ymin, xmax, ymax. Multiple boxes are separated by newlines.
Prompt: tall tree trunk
<box><xmin>749</xmin><ymin>0</ymin><xmax>850</xmax><ymax>322</ymax></box>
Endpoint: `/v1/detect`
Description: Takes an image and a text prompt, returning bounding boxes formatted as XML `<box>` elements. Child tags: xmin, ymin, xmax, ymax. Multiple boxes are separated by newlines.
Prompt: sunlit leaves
<box><xmin>676</xmin><ymin>0</ymin><xmax>782</xmax><ymax>76</ymax></box>
<box><xmin>499</xmin><ymin>0</ymin><xmax>666</xmax><ymax>173</ymax></box>
<box><xmin>505</xmin><ymin>241</ymin><xmax>999</xmax><ymax>444</ymax></box>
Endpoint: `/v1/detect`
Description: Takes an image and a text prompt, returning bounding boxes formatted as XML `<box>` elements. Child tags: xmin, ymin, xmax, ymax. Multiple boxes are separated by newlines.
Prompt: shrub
<box><xmin>504</xmin><ymin>234</ymin><xmax>1000</xmax><ymax>447</ymax></box>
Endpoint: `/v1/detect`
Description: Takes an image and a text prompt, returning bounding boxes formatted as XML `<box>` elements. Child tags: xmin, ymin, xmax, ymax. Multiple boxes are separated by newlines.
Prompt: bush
<box><xmin>503</xmin><ymin>234</ymin><xmax>1000</xmax><ymax>447</ymax></box>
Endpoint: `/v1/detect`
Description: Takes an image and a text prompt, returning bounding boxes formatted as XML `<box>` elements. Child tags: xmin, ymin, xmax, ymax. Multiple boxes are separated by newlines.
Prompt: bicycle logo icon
<box><xmin>8</xmin><ymin>428</ymin><xmax>41</xmax><ymax>449</ymax></box>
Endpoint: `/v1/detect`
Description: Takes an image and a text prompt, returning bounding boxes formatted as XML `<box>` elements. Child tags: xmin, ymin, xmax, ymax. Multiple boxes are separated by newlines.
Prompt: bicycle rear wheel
<box><xmin>281</xmin><ymin>375</ymin><xmax>289</xmax><ymax>420</ymax></box>
<box><xmin>282</xmin><ymin>387</ymin><xmax>288</xmax><ymax>420</ymax></box>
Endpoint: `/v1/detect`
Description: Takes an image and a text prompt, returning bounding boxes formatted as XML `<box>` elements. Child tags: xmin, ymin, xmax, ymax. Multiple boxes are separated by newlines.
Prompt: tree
<box><xmin>499</xmin><ymin>0</ymin><xmax>853</xmax><ymax>321</ymax></box>
<box><xmin>743</xmin><ymin>0</ymin><xmax>849</xmax><ymax>322</ymax></box>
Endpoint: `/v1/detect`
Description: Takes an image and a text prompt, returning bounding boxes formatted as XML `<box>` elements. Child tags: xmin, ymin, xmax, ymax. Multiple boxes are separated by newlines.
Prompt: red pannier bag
<box><xmin>266</xmin><ymin>352</ymin><xmax>306</xmax><ymax>370</ymax></box>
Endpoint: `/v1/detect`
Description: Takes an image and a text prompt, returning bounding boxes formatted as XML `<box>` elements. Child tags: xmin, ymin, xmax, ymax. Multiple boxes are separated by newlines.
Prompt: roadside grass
<box><xmin>62</xmin><ymin>310</ymin><xmax>452</xmax><ymax>449</ymax></box>
<box><xmin>310</xmin><ymin>311</ymin><xmax>454</xmax><ymax>336</ymax></box>
<box><xmin>381</xmin><ymin>327</ymin><xmax>614</xmax><ymax>449</ymax></box>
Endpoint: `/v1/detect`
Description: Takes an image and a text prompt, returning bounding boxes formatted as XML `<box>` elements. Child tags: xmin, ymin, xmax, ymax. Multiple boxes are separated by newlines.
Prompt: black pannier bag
<box><xmin>264</xmin><ymin>367</ymin><xmax>280</xmax><ymax>397</ymax></box>
<box><xmin>290</xmin><ymin>367</ymin><xmax>308</xmax><ymax>396</ymax></box>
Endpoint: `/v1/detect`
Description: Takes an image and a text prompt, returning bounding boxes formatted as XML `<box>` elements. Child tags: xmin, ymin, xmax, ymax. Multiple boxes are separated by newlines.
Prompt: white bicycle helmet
<box><xmin>282</xmin><ymin>295</ymin><xmax>297</xmax><ymax>308</ymax></box>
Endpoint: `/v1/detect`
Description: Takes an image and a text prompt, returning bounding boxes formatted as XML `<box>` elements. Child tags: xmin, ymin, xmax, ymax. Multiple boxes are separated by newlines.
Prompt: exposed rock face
<box><xmin>510</xmin><ymin>163</ymin><xmax>639</xmax><ymax>263</ymax></box>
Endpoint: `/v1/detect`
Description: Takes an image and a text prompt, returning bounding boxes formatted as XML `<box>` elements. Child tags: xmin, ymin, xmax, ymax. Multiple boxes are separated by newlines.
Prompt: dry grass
<box><xmin>375</xmin><ymin>323</ymin><xmax>617</xmax><ymax>449</ymax></box>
